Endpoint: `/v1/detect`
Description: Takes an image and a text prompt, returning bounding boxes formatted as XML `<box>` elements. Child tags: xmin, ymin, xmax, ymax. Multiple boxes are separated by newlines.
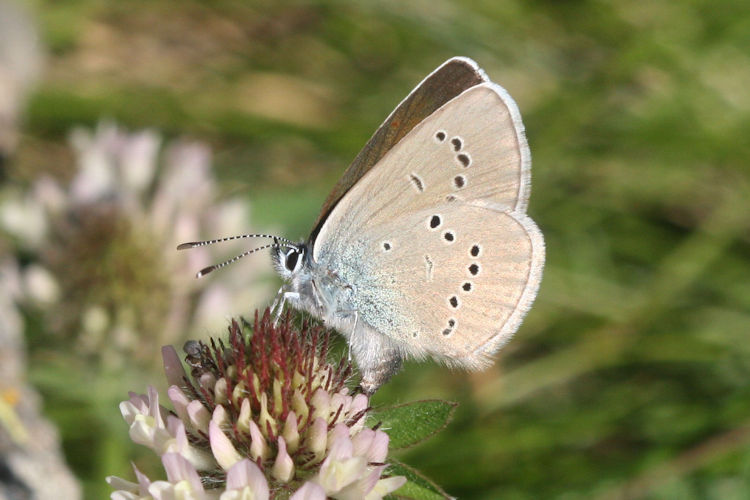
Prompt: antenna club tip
<box><xmin>177</xmin><ymin>242</ymin><xmax>197</xmax><ymax>250</ymax></box>
<box><xmin>196</xmin><ymin>266</ymin><xmax>215</xmax><ymax>278</ymax></box>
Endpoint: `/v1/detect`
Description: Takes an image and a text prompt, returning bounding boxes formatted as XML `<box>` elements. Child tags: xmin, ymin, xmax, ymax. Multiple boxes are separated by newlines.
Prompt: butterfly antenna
<box><xmin>177</xmin><ymin>233</ymin><xmax>296</xmax><ymax>250</ymax></box>
<box><xmin>194</xmin><ymin>242</ymin><xmax>298</xmax><ymax>278</ymax></box>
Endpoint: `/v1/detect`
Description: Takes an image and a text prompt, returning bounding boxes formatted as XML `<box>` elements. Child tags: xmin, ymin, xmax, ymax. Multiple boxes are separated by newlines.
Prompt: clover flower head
<box><xmin>108</xmin><ymin>310</ymin><xmax>406</xmax><ymax>499</ymax></box>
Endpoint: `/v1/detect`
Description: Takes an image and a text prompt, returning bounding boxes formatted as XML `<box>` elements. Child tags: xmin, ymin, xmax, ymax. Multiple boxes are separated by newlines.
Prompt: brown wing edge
<box><xmin>309</xmin><ymin>57</ymin><xmax>488</xmax><ymax>242</ymax></box>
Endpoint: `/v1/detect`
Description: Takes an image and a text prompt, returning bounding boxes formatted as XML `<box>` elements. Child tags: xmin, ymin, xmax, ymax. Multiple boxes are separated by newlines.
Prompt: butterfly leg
<box><xmin>349</xmin><ymin>310</ymin><xmax>359</xmax><ymax>362</ymax></box>
<box><xmin>330</xmin><ymin>308</ymin><xmax>359</xmax><ymax>361</ymax></box>
<box><xmin>270</xmin><ymin>286</ymin><xmax>284</xmax><ymax>312</ymax></box>
<box><xmin>270</xmin><ymin>286</ymin><xmax>285</xmax><ymax>325</ymax></box>
<box><xmin>271</xmin><ymin>286</ymin><xmax>300</xmax><ymax>326</ymax></box>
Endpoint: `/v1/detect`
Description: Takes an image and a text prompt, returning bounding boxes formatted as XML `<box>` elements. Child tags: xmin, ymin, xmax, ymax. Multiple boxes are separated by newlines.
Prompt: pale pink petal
<box><xmin>187</xmin><ymin>400</ymin><xmax>211</xmax><ymax>432</ymax></box>
<box><xmin>317</xmin><ymin>455</ymin><xmax>367</xmax><ymax>494</ymax></box>
<box><xmin>310</xmin><ymin>388</ymin><xmax>330</xmax><ymax>420</ymax></box>
<box><xmin>329</xmin><ymin>393</ymin><xmax>350</xmax><ymax>418</ymax></box>
<box><xmin>307</xmin><ymin>417</ymin><xmax>328</xmax><ymax>458</ymax></box>
<box><xmin>236</xmin><ymin>398</ymin><xmax>252</xmax><ymax>434</ymax></box>
<box><xmin>367</xmin><ymin>430</ymin><xmax>389</xmax><ymax>463</ymax></box>
<box><xmin>225</xmin><ymin>459</ymin><xmax>269</xmax><ymax>500</ymax></box>
<box><xmin>212</xmin><ymin>404</ymin><xmax>229</xmax><ymax>427</ymax></box>
<box><xmin>146</xmin><ymin>480</ymin><xmax>172</xmax><ymax>499</ymax></box>
<box><xmin>290</xmin><ymin>482</ymin><xmax>327</xmax><ymax>500</ymax></box>
<box><xmin>168</xmin><ymin>417</ymin><xmax>216</xmax><ymax>471</ymax></box>
<box><xmin>349</xmin><ymin>393</ymin><xmax>369</xmax><ymax>421</ymax></box>
<box><xmin>109</xmin><ymin>490</ymin><xmax>139</xmax><ymax>500</ymax></box>
<box><xmin>167</xmin><ymin>386</ymin><xmax>191</xmax><ymax>425</ymax></box>
<box><xmin>161</xmin><ymin>452</ymin><xmax>204</xmax><ymax>493</ymax></box>
<box><xmin>125</xmin><ymin>392</ymin><xmax>149</xmax><ymax>414</ymax></box>
<box><xmin>366</xmin><ymin>476</ymin><xmax>408</xmax><ymax>499</ymax></box>
<box><xmin>272</xmin><ymin>436</ymin><xmax>294</xmax><ymax>482</ymax></box>
<box><xmin>147</xmin><ymin>386</ymin><xmax>165</xmax><ymax>428</ymax></box>
<box><xmin>248</xmin><ymin>420</ymin><xmax>268</xmax><ymax>461</ymax></box>
<box><xmin>327</xmin><ymin>424</ymin><xmax>353</xmax><ymax>461</ymax></box>
<box><xmin>118</xmin><ymin>400</ymin><xmax>143</xmax><ymax>425</ymax></box>
<box><xmin>199</xmin><ymin>373</ymin><xmax>217</xmax><ymax>391</ymax></box>
<box><xmin>120</xmin><ymin>130</ymin><xmax>160</xmax><ymax>194</ymax></box>
<box><xmin>168</xmin><ymin>416</ymin><xmax>187</xmax><ymax>450</ymax></box>
<box><xmin>356</xmin><ymin>465</ymin><xmax>385</xmax><ymax>497</ymax></box>
<box><xmin>213</xmin><ymin>377</ymin><xmax>229</xmax><ymax>405</ymax></box>
<box><xmin>282</xmin><ymin>411</ymin><xmax>299</xmax><ymax>453</ymax></box>
<box><xmin>351</xmin><ymin>428</ymin><xmax>375</xmax><ymax>458</ymax></box>
<box><xmin>209</xmin><ymin>420</ymin><xmax>242</xmax><ymax>470</ymax></box>
<box><xmin>105</xmin><ymin>475</ymin><xmax>139</xmax><ymax>494</ymax></box>
<box><xmin>69</xmin><ymin>124</ymin><xmax>118</xmax><ymax>203</ymax></box>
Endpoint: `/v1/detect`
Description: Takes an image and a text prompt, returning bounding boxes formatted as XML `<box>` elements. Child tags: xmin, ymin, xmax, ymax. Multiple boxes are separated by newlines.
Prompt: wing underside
<box><xmin>314</xmin><ymin>80</ymin><xmax>544</xmax><ymax>367</ymax></box>
<box><xmin>310</xmin><ymin>57</ymin><xmax>487</xmax><ymax>240</ymax></box>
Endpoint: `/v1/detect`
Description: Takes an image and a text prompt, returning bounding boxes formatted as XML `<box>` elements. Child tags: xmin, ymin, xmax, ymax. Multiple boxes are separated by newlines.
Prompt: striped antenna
<box><xmin>177</xmin><ymin>233</ymin><xmax>296</xmax><ymax>250</ymax></box>
<box><xmin>194</xmin><ymin>241</ymin><xmax>298</xmax><ymax>278</ymax></box>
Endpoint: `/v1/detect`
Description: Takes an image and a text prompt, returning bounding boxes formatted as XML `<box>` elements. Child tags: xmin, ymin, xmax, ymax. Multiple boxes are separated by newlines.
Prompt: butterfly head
<box><xmin>271</xmin><ymin>241</ymin><xmax>308</xmax><ymax>280</ymax></box>
<box><xmin>176</xmin><ymin>233</ymin><xmax>303</xmax><ymax>279</ymax></box>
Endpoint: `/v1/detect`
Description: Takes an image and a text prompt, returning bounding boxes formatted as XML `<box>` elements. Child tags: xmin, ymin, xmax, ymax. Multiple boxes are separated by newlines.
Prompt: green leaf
<box><xmin>391</xmin><ymin>481</ymin><xmax>447</xmax><ymax>500</ymax></box>
<box><xmin>387</xmin><ymin>459</ymin><xmax>452</xmax><ymax>499</ymax></box>
<box><xmin>371</xmin><ymin>399</ymin><xmax>457</xmax><ymax>450</ymax></box>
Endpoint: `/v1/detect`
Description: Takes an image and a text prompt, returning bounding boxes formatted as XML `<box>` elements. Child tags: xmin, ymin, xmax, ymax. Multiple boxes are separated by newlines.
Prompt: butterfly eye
<box><xmin>285</xmin><ymin>248</ymin><xmax>302</xmax><ymax>272</ymax></box>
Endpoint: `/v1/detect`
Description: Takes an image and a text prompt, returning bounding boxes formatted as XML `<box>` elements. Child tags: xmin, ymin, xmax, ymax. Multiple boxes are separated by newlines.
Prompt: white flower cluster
<box><xmin>107</xmin><ymin>343</ymin><xmax>405</xmax><ymax>499</ymax></box>
<box><xmin>110</xmin><ymin>385</ymin><xmax>404</xmax><ymax>500</ymax></box>
<box><xmin>0</xmin><ymin>122</ymin><xmax>270</xmax><ymax>355</ymax></box>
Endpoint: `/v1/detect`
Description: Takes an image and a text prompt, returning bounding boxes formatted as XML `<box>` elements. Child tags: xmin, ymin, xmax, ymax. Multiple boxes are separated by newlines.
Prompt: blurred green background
<box><xmin>4</xmin><ymin>0</ymin><xmax>750</xmax><ymax>498</ymax></box>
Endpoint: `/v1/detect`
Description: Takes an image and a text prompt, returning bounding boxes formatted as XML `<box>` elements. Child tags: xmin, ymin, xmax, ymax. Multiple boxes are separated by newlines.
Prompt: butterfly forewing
<box><xmin>310</xmin><ymin>57</ymin><xmax>488</xmax><ymax>239</ymax></box>
<box><xmin>313</xmin><ymin>83</ymin><xmax>544</xmax><ymax>367</ymax></box>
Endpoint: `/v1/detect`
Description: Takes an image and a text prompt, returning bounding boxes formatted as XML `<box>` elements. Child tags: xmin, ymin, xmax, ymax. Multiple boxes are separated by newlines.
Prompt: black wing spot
<box><xmin>449</xmin><ymin>296</ymin><xmax>459</xmax><ymax>308</ymax></box>
<box><xmin>462</xmin><ymin>282</ymin><xmax>472</xmax><ymax>292</ymax></box>
<box><xmin>429</xmin><ymin>215</ymin><xmax>442</xmax><ymax>229</ymax></box>
<box><xmin>383</xmin><ymin>242</ymin><xmax>391</xmax><ymax>251</ymax></box>
<box><xmin>457</xmin><ymin>153</ymin><xmax>471</xmax><ymax>167</ymax></box>
<box><xmin>435</xmin><ymin>130</ymin><xmax>447</xmax><ymax>142</ymax></box>
<box><xmin>451</xmin><ymin>137</ymin><xmax>463</xmax><ymax>151</ymax></box>
<box><xmin>443</xmin><ymin>231</ymin><xmax>455</xmax><ymax>242</ymax></box>
<box><xmin>470</xmin><ymin>244</ymin><xmax>480</xmax><ymax>257</ymax></box>
<box><xmin>453</xmin><ymin>175</ymin><xmax>465</xmax><ymax>188</ymax></box>
<box><xmin>469</xmin><ymin>263</ymin><xmax>480</xmax><ymax>276</ymax></box>
<box><xmin>409</xmin><ymin>173</ymin><xmax>424</xmax><ymax>192</ymax></box>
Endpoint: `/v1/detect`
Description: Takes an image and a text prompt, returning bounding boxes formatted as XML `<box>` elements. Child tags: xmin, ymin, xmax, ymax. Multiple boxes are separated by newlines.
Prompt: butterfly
<box><xmin>179</xmin><ymin>57</ymin><xmax>545</xmax><ymax>395</ymax></box>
